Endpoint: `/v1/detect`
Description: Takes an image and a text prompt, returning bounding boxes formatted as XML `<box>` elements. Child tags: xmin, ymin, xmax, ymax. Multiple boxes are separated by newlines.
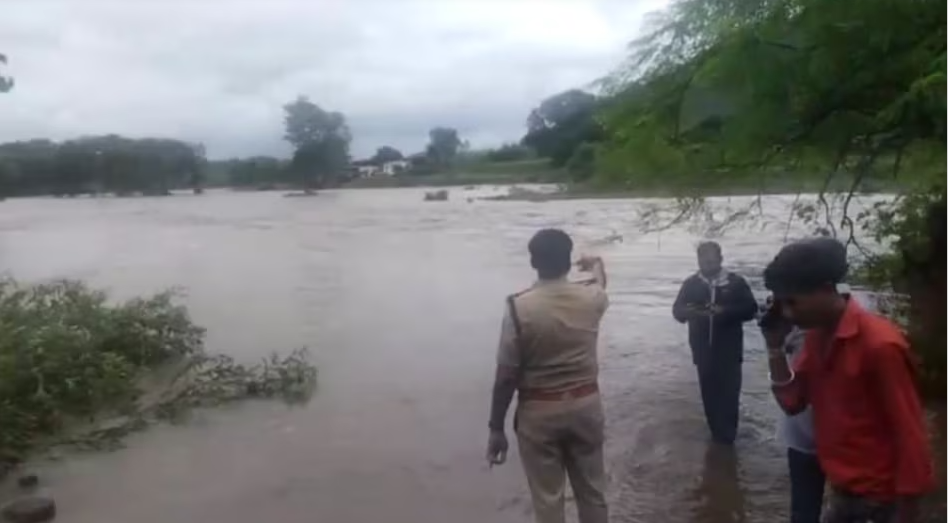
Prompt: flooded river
<box><xmin>0</xmin><ymin>188</ymin><xmax>849</xmax><ymax>522</ymax></box>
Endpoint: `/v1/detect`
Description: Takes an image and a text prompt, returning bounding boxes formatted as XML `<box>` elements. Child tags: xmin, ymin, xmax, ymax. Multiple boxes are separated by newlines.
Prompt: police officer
<box><xmin>486</xmin><ymin>228</ymin><xmax>609</xmax><ymax>523</ymax></box>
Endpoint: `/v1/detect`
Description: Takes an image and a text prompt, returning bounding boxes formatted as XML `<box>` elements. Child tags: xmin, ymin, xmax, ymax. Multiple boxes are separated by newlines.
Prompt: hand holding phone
<box><xmin>687</xmin><ymin>302</ymin><xmax>720</xmax><ymax>317</ymax></box>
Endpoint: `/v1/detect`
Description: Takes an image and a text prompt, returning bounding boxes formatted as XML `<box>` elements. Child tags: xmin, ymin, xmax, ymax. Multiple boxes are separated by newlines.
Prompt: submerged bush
<box><xmin>0</xmin><ymin>279</ymin><xmax>316</xmax><ymax>463</ymax></box>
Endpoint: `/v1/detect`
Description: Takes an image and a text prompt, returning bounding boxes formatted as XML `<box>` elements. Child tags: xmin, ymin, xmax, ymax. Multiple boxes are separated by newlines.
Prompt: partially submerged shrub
<box><xmin>0</xmin><ymin>279</ymin><xmax>316</xmax><ymax>463</ymax></box>
<box><xmin>159</xmin><ymin>349</ymin><xmax>318</xmax><ymax>414</ymax></box>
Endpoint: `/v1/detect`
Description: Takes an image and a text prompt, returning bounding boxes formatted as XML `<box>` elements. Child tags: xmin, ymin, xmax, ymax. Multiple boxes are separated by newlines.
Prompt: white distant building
<box><xmin>353</xmin><ymin>159</ymin><xmax>409</xmax><ymax>178</ymax></box>
<box><xmin>356</xmin><ymin>164</ymin><xmax>381</xmax><ymax>178</ymax></box>
<box><xmin>381</xmin><ymin>160</ymin><xmax>409</xmax><ymax>176</ymax></box>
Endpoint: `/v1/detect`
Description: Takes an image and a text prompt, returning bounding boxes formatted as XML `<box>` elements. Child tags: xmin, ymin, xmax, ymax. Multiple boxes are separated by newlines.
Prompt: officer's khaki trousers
<box><xmin>515</xmin><ymin>393</ymin><xmax>608</xmax><ymax>523</ymax></box>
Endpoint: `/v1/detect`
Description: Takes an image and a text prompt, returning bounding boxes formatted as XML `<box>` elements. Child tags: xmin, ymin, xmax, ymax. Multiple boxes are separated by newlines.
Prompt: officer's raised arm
<box><xmin>576</xmin><ymin>254</ymin><xmax>607</xmax><ymax>289</ymax></box>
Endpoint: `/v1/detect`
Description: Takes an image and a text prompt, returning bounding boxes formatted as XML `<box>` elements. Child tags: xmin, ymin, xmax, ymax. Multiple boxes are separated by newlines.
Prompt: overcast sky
<box><xmin>0</xmin><ymin>0</ymin><xmax>666</xmax><ymax>159</ymax></box>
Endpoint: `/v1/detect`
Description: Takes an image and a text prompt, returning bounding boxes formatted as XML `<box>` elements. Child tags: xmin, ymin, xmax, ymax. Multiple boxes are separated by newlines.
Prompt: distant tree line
<box><xmin>0</xmin><ymin>68</ymin><xmax>577</xmax><ymax>195</ymax></box>
<box><xmin>484</xmin><ymin>143</ymin><xmax>534</xmax><ymax>163</ymax></box>
<box><xmin>0</xmin><ymin>136</ymin><xmax>206</xmax><ymax>197</ymax></box>
<box><xmin>206</xmin><ymin>156</ymin><xmax>290</xmax><ymax>189</ymax></box>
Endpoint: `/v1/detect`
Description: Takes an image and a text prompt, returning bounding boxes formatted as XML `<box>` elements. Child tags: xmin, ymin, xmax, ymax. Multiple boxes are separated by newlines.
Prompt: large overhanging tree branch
<box><xmin>596</xmin><ymin>0</ymin><xmax>946</xmax><ymax>404</ymax></box>
<box><xmin>598</xmin><ymin>0</ymin><xmax>945</xmax><ymax>240</ymax></box>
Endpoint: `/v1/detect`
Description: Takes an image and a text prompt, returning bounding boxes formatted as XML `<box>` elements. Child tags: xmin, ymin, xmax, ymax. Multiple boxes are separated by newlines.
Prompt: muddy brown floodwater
<box><xmin>0</xmin><ymin>188</ymin><xmax>883</xmax><ymax>522</ymax></box>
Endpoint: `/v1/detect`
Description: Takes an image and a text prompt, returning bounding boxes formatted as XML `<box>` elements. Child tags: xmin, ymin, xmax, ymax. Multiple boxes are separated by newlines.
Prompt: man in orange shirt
<box><xmin>761</xmin><ymin>238</ymin><xmax>934</xmax><ymax>523</ymax></box>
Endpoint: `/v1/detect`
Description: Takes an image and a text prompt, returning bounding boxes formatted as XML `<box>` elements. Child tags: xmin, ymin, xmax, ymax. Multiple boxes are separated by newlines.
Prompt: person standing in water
<box><xmin>672</xmin><ymin>241</ymin><xmax>758</xmax><ymax>445</ymax></box>
<box><xmin>486</xmin><ymin>228</ymin><xmax>610</xmax><ymax>523</ymax></box>
<box><xmin>777</xmin><ymin>324</ymin><xmax>823</xmax><ymax>523</ymax></box>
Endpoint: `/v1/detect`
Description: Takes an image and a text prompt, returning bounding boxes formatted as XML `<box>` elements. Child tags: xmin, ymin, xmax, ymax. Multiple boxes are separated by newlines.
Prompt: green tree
<box><xmin>371</xmin><ymin>146</ymin><xmax>404</xmax><ymax>164</ymax></box>
<box><xmin>565</xmin><ymin>142</ymin><xmax>598</xmax><ymax>182</ymax></box>
<box><xmin>290</xmin><ymin>135</ymin><xmax>350</xmax><ymax>190</ymax></box>
<box><xmin>283</xmin><ymin>96</ymin><xmax>352</xmax><ymax>191</ymax></box>
<box><xmin>425</xmin><ymin>127</ymin><xmax>462</xmax><ymax>167</ymax></box>
<box><xmin>599</xmin><ymin>0</ymin><xmax>946</xmax><ymax>395</ymax></box>
<box><xmin>522</xmin><ymin>89</ymin><xmax>602</xmax><ymax>167</ymax></box>
<box><xmin>599</xmin><ymin>0</ymin><xmax>944</xmax><ymax>195</ymax></box>
<box><xmin>189</xmin><ymin>143</ymin><xmax>207</xmax><ymax>194</ymax></box>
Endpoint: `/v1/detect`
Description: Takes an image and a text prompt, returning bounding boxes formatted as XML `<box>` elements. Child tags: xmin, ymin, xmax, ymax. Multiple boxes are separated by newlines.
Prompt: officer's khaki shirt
<box><xmin>496</xmin><ymin>278</ymin><xmax>609</xmax><ymax>392</ymax></box>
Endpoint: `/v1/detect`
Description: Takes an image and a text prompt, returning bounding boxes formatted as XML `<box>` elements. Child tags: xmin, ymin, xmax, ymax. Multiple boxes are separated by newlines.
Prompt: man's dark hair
<box><xmin>764</xmin><ymin>238</ymin><xmax>848</xmax><ymax>295</ymax></box>
<box><xmin>697</xmin><ymin>241</ymin><xmax>722</xmax><ymax>257</ymax></box>
<box><xmin>529</xmin><ymin>229</ymin><xmax>573</xmax><ymax>280</ymax></box>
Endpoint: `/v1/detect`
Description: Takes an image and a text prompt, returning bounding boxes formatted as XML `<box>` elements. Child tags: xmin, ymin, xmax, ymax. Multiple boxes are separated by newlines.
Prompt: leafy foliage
<box><xmin>522</xmin><ymin>90</ymin><xmax>603</xmax><ymax>167</ymax></box>
<box><xmin>597</xmin><ymin>0</ymin><xmax>946</xmax><ymax>256</ymax></box>
<box><xmin>600</xmin><ymin>0</ymin><xmax>945</xmax><ymax>192</ymax></box>
<box><xmin>425</xmin><ymin>127</ymin><xmax>463</xmax><ymax>167</ymax></box>
<box><xmin>565</xmin><ymin>142</ymin><xmax>598</xmax><ymax>182</ymax></box>
<box><xmin>283</xmin><ymin>96</ymin><xmax>352</xmax><ymax>190</ymax></box>
<box><xmin>0</xmin><ymin>280</ymin><xmax>199</xmax><ymax>460</ymax></box>
<box><xmin>597</xmin><ymin>0</ymin><xmax>946</xmax><ymax>396</ymax></box>
<box><xmin>0</xmin><ymin>136</ymin><xmax>207</xmax><ymax>197</ymax></box>
<box><xmin>371</xmin><ymin>146</ymin><xmax>404</xmax><ymax>164</ymax></box>
<box><xmin>0</xmin><ymin>279</ymin><xmax>317</xmax><ymax>463</ymax></box>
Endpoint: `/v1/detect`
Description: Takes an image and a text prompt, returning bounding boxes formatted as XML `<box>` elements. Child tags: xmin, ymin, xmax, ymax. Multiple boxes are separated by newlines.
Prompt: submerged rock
<box><xmin>283</xmin><ymin>191</ymin><xmax>319</xmax><ymax>198</ymax></box>
<box><xmin>424</xmin><ymin>190</ymin><xmax>448</xmax><ymax>201</ymax></box>
<box><xmin>16</xmin><ymin>474</ymin><xmax>38</xmax><ymax>489</ymax></box>
<box><xmin>1</xmin><ymin>496</ymin><xmax>56</xmax><ymax>523</ymax></box>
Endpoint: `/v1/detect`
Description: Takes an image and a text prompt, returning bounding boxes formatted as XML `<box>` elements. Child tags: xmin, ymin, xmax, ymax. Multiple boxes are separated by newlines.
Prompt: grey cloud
<box><xmin>0</xmin><ymin>0</ymin><xmax>666</xmax><ymax>159</ymax></box>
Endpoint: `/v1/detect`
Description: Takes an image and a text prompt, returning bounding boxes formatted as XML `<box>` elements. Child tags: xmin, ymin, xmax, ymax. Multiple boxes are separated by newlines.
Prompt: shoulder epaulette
<box><xmin>505</xmin><ymin>292</ymin><xmax>527</xmax><ymax>339</ymax></box>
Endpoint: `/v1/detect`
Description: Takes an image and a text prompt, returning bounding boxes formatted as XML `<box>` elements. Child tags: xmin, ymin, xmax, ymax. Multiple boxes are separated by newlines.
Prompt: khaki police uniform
<box><xmin>497</xmin><ymin>278</ymin><xmax>609</xmax><ymax>523</ymax></box>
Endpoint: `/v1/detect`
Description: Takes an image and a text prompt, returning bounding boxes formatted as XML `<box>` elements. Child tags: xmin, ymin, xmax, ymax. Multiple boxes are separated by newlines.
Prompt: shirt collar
<box><xmin>697</xmin><ymin>270</ymin><xmax>729</xmax><ymax>285</ymax></box>
<box><xmin>534</xmin><ymin>276</ymin><xmax>568</xmax><ymax>287</ymax></box>
<box><xmin>834</xmin><ymin>298</ymin><xmax>862</xmax><ymax>339</ymax></box>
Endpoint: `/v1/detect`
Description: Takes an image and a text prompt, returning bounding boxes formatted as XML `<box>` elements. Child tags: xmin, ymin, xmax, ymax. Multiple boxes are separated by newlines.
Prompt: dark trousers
<box><xmin>788</xmin><ymin>448</ymin><xmax>825</xmax><ymax>523</ymax></box>
<box><xmin>822</xmin><ymin>490</ymin><xmax>896</xmax><ymax>523</ymax></box>
<box><xmin>696</xmin><ymin>362</ymin><xmax>741</xmax><ymax>444</ymax></box>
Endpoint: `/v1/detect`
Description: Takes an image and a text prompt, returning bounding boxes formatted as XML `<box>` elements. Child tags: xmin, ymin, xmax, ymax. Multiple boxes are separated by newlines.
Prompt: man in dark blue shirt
<box><xmin>673</xmin><ymin>241</ymin><xmax>758</xmax><ymax>444</ymax></box>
